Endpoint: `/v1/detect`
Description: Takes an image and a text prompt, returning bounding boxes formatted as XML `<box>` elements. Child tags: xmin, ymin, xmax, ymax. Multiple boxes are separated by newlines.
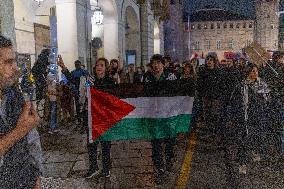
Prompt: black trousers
<box><xmin>82</xmin><ymin>110</ymin><xmax>111</xmax><ymax>175</ymax></box>
<box><xmin>151</xmin><ymin>138</ymin><xmax>176</xmax><ymax>170</ymax></box>
<box><xmin>74</xmin><ymin>94</ymin><xmax>81</xmax><ymax>123</ymax></box>
<box><xmin>87</xmin><ymin>141</ymin><xmax>111</xmax><ymax>175</ymax></box>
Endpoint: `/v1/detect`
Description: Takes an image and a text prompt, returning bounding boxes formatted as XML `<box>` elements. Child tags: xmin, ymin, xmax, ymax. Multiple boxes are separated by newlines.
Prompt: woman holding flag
<box><xmin>58</xmin><ymin>57</ymin><xmax>113</xmax><ymax>179</ymax></box>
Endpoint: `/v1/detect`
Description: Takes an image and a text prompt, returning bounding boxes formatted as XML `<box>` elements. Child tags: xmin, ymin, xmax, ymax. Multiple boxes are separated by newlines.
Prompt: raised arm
<box><xmin>57</xmin><ymin>55</ymin><xmax>74</xmax><ymax>84</ymax></box>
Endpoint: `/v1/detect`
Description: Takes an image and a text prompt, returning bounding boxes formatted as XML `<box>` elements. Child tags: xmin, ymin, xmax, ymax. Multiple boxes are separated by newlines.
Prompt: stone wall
<box><xmin>186</xmin><ymin>20</ymin><xmax>255</xmax><ymax>60</ymax></box>
<box><xmin>0</xmin><ymin>0</ymin><xmax>16</xmax><ymax>47</ymax></box>
<box><xmin>254</xmin><ymin>0</ymin><xmax>279</xmax><ymax>51</ymax></box>
<box><xmin>111</xmin><ymin>141</ymin><xmax>156</xmax><ymax>188</ymax></box>
<box><xmin>140</xmin><ymin>2</ymin><xmax>154</xmax><ymax>66</ymax></box>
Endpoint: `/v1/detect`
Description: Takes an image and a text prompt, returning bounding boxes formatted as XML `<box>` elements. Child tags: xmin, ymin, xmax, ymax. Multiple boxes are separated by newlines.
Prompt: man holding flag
<box><xmin>144</xmin><ymin>54</ymin><xmax>177</xmax><ymax>182</ymax></box>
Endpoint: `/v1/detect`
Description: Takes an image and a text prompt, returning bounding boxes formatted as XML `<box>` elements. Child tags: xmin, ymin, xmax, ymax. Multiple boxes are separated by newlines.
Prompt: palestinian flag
<box><xmin>88</xmin><ymin>80</ymin><xmax>195</xmax><ymax>143</ymax></box>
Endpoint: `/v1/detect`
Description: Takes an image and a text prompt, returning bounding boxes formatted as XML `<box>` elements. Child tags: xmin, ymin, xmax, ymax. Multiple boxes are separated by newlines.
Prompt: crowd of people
<box><xmin>2</xmin><ymin>31</ymin><xmax>284</xmax><ymax>188</ymax></box>
<box><xmin>48</xmin><ymin>50</ymin><xmax>284</xmax><ymax>182</ymax></box>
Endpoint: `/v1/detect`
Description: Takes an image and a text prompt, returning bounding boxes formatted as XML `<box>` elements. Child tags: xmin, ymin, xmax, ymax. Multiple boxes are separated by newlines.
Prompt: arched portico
<box><xmin>123</xmin><ymin>6</ymin><xmax>141</xmax><ymax>66</ymax></box>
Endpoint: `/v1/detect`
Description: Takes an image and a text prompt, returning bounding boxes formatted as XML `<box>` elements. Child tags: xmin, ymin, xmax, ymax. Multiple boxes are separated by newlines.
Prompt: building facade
<box><xmin>184</xmin><ymin>0</ymin><xmax>280</xmax><ymax>60</ymax></box>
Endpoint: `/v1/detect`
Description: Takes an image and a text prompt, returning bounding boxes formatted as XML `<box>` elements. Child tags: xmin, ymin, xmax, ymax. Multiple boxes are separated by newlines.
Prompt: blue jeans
<box><xmin>49</xmin><ymin>101</ymin><xmax>57</xmax><ymax>131</ymax></box>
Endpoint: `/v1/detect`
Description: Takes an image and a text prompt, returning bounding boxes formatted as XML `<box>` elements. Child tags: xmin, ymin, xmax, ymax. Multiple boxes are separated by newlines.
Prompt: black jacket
<box><xmin>197</xmin><ymin>68</ymin><xmax>219</xmax><ymax>100</ymax></box>
<box><xmin>0</xmin><ymin>86</ymin><xmax>40</xmax><ymax>189</ymax></box>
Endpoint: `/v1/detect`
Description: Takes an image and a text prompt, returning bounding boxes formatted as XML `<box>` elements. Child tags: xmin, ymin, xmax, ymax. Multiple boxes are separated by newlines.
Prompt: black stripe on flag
<box><xmin>92</xmin><ymin>79</ymin><xmax>196</xmax><ymax>98</ymax></box>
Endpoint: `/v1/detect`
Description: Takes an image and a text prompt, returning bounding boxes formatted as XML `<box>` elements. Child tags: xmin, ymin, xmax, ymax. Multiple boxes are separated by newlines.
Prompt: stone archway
<box><xmin>91</xmin><ymin>0</ymin><xmax>119</xmax><ymax>60</ymax></box>
<box><xmin>13</xmin><ymin>0</ymin><xmax>56</xmax><ymax>66</ymax></box>
<box><xmin>124</xmin><ymin>6</ymin><xmax>141</xmax><ymax>66</ymax></box>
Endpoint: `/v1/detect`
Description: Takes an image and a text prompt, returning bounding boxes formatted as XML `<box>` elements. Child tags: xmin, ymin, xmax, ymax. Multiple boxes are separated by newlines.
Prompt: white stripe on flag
<box><xmin>122</xmin><ymin>96</ymin><xmax>194</xmax><ymax>119</ymax></box>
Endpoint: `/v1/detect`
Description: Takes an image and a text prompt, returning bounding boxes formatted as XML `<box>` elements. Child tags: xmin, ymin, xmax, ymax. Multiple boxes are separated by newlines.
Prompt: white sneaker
<box><xmin>85</xmin><ymin>169</ymin><xmax>101</xmax><ymax>179</ymax></box>
<box><xmin>105</xmin><ymin>171</ymin><xmax>111</xmax><ymax>178</ymax></box>
<box><xmin>48</xmin><ymin>131</ymin><xmax>54</xmax><ymax>135</ymax></box>
<box><xmin>252</xmin><ymin>152</ymin><xmax>261</xmax><ymax>162</ymax></box>
<box><xmin>239</xmin><ymin>165</ymin><xmax>247</xmax><ymax>175</ymax></box>
<box><xmin>53</xmin><ymin>129</ymin><xmax>60</xmax><ymax>133</ymax></box>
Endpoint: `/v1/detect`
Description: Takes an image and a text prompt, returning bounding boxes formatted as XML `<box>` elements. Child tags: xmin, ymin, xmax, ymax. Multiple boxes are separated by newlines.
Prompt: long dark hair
<box><xmin>244</xmin><ymin>62</ymin><xmax>258</xmax><ymax>79</ymax></box>
<box><xmin>183</xmin><ymin>63</ymin><xmax>196</xmax><ymax>77</ymax></box>
<box><xmin>110</xmin><ymin>59</ymin><xmax>119</xmax><ymax>75</ymax></box>
<box><xmin>205</xmin><ymin>54</ymin><xmax>218</xmax><ymax>68</ymax></box>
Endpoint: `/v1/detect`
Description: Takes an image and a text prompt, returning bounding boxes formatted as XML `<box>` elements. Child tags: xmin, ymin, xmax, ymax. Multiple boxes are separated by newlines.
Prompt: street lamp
<box><xmin>91</xmin><ymin>0</ymin><xmax>104</xmax><ymax>25</ymax></box>
<box><xmin>34</xmin><ymin>0</ymin><xmax>44</xmax><ymax>6</ymax></box>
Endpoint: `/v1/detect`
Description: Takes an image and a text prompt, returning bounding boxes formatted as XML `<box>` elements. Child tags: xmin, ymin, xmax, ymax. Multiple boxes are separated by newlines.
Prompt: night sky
<box><xmin>185</xmin><ymin>0</ymin><xmax>284</xmax><ymax>18</ymax></box>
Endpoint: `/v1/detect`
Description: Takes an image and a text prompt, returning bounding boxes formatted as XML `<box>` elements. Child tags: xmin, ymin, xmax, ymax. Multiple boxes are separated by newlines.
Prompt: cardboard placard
<box><xmin>244</xmin><ymin>41</ymin><xmax>272</xmax><ymax>65</ymax></box>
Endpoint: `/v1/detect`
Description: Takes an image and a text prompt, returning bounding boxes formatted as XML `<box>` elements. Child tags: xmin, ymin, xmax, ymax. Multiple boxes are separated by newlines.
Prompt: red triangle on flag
<box><xmin>89</xmin><ymin>87</ymin><xmax>135</xmax><ymax>141</ymax></box>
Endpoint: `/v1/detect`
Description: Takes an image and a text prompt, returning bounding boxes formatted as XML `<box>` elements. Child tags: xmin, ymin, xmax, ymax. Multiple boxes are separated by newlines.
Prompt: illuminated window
<box><xmin>249</xmin><ymin>22</ymin><xmax>253</xmax><ymax>28</ymax></box>
<box><xmin>217</xmin><ymin>23</ymin><xmax>221</xmax><ymax>29</ymax></box>
<box><xmin>205</xmin><ymin>40</ymin><xmax>211</xmax><ymax>49</ymax></box>
<box><xmin>217</xmin><ymin>40</ymin><xmax>221</xmax><ymax>49</ymax></box>
<box><xmin>195</xmin><ymin>41</ymin><xmax>200</xmax><ymax>50</ymax></box>
<box><xmin>204</xmin><ymin>24</ymin><xmax>207</xmax><ymax>29</ymax></box>
<box><xmin>228</xmin><ymin>40</ymin><xmax>233</xmax><ymax>49</ymax></box>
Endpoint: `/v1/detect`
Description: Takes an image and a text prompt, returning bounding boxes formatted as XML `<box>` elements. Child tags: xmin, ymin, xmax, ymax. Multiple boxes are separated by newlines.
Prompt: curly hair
<box><xmin>244</xmin><ymin>62</ymin><xmax>258</xmax><ymax>79</ymax></box>
<box><xmin>110</xmin><ymin>59</ymin><xmax>119</xmax><ymax>66</ymax></box>
<box><xmin>94</xmin><ymin>57</ymin><xmax>110</xmax><ymax>76</ymax></box>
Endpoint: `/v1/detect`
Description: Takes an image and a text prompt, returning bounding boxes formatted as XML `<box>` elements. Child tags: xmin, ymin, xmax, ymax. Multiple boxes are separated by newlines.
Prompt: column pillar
<box><xmin>140</xmin><ymin>2</ymin><xmax>154</xmax><ymax>66</ymax></box>
<box><xmin>55</xmin><ymin>0</ymin><xmax>79</xmax><ymax>70</ymax></box>
<box><xmin>0</xmin><ymin>0</ymin><xmax>16</xmax><ymax>47</ymax></box>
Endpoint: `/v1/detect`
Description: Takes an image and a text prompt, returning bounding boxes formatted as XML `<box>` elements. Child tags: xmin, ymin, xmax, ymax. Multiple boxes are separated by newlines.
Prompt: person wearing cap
<box><xmin>263</xmin><ymin>51</ymin><xmax>284</xmax><ymax>157</ymax></box>
<box><xmin>144</xmin><ymin>54</ymin><xmax>177</xmax><ymax>183</ymax></box>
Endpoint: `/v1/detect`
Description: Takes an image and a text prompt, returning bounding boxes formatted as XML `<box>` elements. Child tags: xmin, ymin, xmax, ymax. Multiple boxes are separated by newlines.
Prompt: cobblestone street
<box><xmin>39</xmin><ymin>122</ymin><xmax>284</xmax><ymax>189</ymax></box>
<box><xmin>184</xmin><ymin>123</ymin><xmax>284</xmax><ymax>189</ymax></box>
<box><xmin>39</xmin><ymin>123</ymin><xmax>188</xmax><ymax>189</ymax></box>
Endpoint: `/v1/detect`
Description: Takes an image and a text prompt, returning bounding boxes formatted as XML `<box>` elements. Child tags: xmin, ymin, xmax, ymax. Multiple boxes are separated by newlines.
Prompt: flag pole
<box><xmin>188</xmin><ymin>13</ymin><xmax>191</xmax><ymax>60</ymax></box>
<box><xmin>87</xmin><ymin>84</ymin><xmax>94</xmax><ymax>144</ymax></box>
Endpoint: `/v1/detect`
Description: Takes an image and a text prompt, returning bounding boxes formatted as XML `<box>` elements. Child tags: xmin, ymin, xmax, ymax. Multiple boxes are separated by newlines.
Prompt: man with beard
<box><xmin>0</xmin><ymin>36</ymin><xmax>41</xmax><ymax>188</ymax></box>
